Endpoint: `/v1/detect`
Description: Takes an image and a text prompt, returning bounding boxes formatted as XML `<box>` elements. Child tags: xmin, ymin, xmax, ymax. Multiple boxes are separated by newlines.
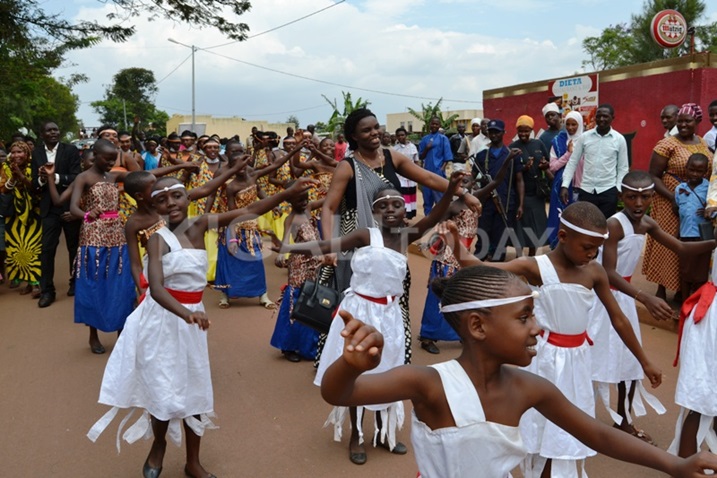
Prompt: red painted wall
<box><xmin>483</xmin><ymin>67</ymin><xmax>717</xmax><ymax>171</ymax></box>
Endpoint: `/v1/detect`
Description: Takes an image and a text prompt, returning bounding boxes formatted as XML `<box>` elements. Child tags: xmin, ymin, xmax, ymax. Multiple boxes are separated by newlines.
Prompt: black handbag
<box><xmin>291</xmin><ymin>266</ymin><xmax>340</xmax><ymax>334</ymax></box>
<box><xmin>0</xmin><ymin>193</ymin><xmax>14</xmax><ymax>218</ymax></box>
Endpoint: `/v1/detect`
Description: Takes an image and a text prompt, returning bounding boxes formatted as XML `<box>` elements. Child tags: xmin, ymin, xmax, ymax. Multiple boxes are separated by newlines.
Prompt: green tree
<box><xmin>91</xmin><ymin>68</ymin><xmax>169</xmax><ymax>134</ymax></box>
<box><xmin>0</xmin><ymin>0</ymin><xmax>251</xmax><ymax>140</ymax></box>
<box><xmin>323</xmin><ymin>92</ymin><xmax>371</xmax><ymax>135</ymax></box>
<box><xmin>407</xmin><ymin>98</ymin><xmax>459</xmax><ymax>134</ymax></box>
<box><xmin>582</xmin><ymin>0</ymin><xmax>717</xmax><ymax>70</ymax></box>
<box><xmin>286</xmin><ymin>115</ymin><xmax>300</xmax><ymax>129</ymax></box>
<box><xmin>314</xmin><ymin>121</ymin><xmax>328</xmax><ymax>133</ymax></box>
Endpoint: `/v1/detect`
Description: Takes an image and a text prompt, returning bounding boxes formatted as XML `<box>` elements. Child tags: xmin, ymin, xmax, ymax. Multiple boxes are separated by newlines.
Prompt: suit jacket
<box><xmin>31</xmin><ymin>142</ymin><xmax>82</xmax><ymax>217</ymax></box>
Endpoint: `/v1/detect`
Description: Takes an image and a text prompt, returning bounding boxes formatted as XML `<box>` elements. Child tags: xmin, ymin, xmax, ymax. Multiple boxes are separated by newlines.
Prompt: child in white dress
<box><xmin>320</xmin><ymin>266</ymin><xmax>717</xmax><ymax>478</ymax></box>
<box><xmin>87</xmin><ymin>170</ymin><xmax>314</xmax><ymax>478</ymax></box>
<box><xmin>444</xmin><ymin>201</ymin><xmax>663</xmax><ymax>478</ymax></box>
<box><xmin>589</xmin><ymin>171</ymin><xmax>715</xmax><ymax>444</ymax></box>
<box><xmin>671</xmin><ymin>235</ymin><xmax>717</xmax><ymax>456</ymax></box>
<box><xmin>277</xmin><ymin>171</ymin><xmax>465</xmax><ymax>465</ymax></box>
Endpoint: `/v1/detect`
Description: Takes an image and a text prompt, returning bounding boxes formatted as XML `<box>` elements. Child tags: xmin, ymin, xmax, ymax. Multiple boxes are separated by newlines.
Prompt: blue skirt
<box><xmin>419</xmin><ymin>261</ymin><xmax>460</xmax><ymax>342</ymax></box>
<box><xmin>214</xmin><ymin>229</ymin><xmax>267</xmax><ymax>298</ymax></box>
<box><xmin>270</xmin><ymin>285</ymin><xmax>320</xmax><ymax>360</ymax></box>
<box><xmin>74</xmin><ymin>245</ymin><xmax>135</xmax><ymax>332</ymax></box>
<box><xmin>547</xmin><ymin>167</ymin><xmax>574</xmax><ymax>249</ymax></box>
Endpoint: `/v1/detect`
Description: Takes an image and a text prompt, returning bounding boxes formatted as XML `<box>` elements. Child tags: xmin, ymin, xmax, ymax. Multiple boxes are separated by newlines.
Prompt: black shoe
<box><xmin>67</xmin><ymin>282</ymin><xmax>75</xmax><ymax>297</ymax></box>
<box><xmin>348</xmin><ymin>448</ymin><xmax>367</xmax><ymax>465</ymax></box>
<box><xmin>420</xmin><ymin>340</ymin><xmax>440</xmax><ymax>355</ymax></box>
<box><xmin>376</xmin><ymin>439</ymin><xmax>408</xmax><ymax>455</ymax></box>
<box><xmin>38</xmin><ymin>293</ymin><xmax>55</xmax><ymax>308</ymax></box>
<box><xmin>283</xmin><ymin>351</ymin><xmax>301</xmax><ymax>363</ymax></box>
<box><xmin>143</xmin><ymin>459</ymin><xmax>162</xmax><ymax>478</ymax></box>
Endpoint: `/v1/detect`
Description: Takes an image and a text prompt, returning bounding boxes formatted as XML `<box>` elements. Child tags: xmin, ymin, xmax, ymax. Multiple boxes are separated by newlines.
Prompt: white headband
<box><xmin>372</xmin><ymin>195</ymin><xmax>405</xmax><ymax>207</ymax></box>
<box><xmin>559</xmin><ymin>216</ymin><xmax>609</xmax><ymax>239</ymax></box>
<box><xmin>151</xmin><ymin>183</ymin><xmax>186</xmax><ymax>198</ymax></box>
<box><xmin>440</xmin><ymin>290</ymin><xmax>539</xmax><ymax>313</ymax></box>
<box><xmin>621</xmin><ymin>182</ymin><xmax>655</xmax><ymax>192</ymax></box>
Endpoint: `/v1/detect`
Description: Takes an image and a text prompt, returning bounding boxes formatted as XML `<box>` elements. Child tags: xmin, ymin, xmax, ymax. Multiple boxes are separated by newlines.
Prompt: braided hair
<box><xmin>431</xmin><ymin>265</ymin><xmax>523</xmax><ymax>334</ymax></box>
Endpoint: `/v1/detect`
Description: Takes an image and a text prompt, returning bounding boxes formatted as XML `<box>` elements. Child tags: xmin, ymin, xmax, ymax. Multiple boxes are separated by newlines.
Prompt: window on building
<box><xmin>400</xmin><ymin>122</ymin><xmax>405</xmax><ymax>128</ymax></box>
<box><xmin>407</xmin><ymin>121</ymin><xmax>413</xmax><ymax>133</ymax></box>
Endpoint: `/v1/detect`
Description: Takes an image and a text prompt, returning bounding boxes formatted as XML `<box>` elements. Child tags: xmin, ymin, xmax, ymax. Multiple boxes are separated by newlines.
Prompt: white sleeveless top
<box><xmin>596</xmin><ymin>212</ymin><xmax>645</xmax><ymax>278</ymax></box>
<box><xmin>533</xmin><ymin>255</ymin><xmax>595</xmax><ymax>334</ymax></box>
<box><xmin>348</xmin><ymin>227</ymin><xmax>406</xmax><ymax>298</ymax></box>
<box><xmin>411</xmin><ymin>360</ymin><xmax>525</xmax><ymax>478</ymax></box>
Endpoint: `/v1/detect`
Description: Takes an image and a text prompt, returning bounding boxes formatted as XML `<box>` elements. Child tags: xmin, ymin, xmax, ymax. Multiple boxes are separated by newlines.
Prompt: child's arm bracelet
<box><xmin>229</xmin><ymin>238</ymin><xmax>239</xmax><ymax>244</ymax></box>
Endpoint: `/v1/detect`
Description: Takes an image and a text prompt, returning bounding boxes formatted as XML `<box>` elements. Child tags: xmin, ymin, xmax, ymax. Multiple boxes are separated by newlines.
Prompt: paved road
<box><xmin>0</xmin><ymin>239</ymin><xmax>686</xmax><ymax>477</ymax></box>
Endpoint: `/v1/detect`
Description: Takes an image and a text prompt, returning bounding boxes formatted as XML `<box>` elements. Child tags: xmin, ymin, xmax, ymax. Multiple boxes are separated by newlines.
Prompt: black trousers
<box><xmin>576</xmin><ymin>187</ymin><xmax>618</xmax><ymax>219</ymax></box>
<box><xmin>40</xmin><ymin>212</ymin><xmax>81</xmax><ymax>295</ymax></box>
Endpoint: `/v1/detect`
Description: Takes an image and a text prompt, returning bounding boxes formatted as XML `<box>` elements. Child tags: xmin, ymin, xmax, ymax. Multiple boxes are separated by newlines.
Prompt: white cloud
<box><xmin>51</xmin><ymin>0</ymin><xmax>705</xmax><ymax>131</ymax></box>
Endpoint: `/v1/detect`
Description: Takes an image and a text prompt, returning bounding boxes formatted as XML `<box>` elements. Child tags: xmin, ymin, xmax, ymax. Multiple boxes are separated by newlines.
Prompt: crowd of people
<box><xmin>2</xmin><ymin>99</ymin><xmax>717</xmax><ymax>477</ymax></box>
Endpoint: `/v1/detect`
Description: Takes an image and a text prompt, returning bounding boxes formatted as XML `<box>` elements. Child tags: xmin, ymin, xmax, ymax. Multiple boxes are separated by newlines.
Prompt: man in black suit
<box><xmin>31</xmin><ymin>121</ymin><xmax>82</xmax><ymax>308</ymax></box>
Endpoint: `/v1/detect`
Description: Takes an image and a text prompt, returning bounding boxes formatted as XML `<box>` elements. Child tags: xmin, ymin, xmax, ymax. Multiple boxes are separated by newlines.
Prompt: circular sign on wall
<box><xmin>651</xmin><ymin>9</ymin><xmax>688</xmax><ymax>48</ymax></box>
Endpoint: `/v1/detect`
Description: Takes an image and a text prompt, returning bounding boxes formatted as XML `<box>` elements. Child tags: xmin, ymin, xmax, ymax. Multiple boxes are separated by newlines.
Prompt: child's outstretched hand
<box><xmin>184</xmin><ymin>311</ymin><xmax>210</xmax><ymax>331</ymax></box>
<box><xmin>640</xmin><ymin>294</ymin><xmax>675</xmax><ymax>322</ymax></box>
<box><xmin>338</xmin><ymin>310</ymin><xmax>383</xmax><ymax>372</ymax></box>
<box><xmin>286</xmin><ymin>177</ymin><xmax>318</xmax><ymax>198</ymax></box>
<box><xmin>180</xmin><ymin>162</ymin><xmax>200</xmax><ymax>173</ymax></box>
<box><xmin>674</xmin><ymin>450</ymin><xmax>717</xmax><ymax>477</ymax></box>
<box><xmin>642</xmin><ymin>361</ymin><xmax>663</xmax><ymax>388</ymax></box>
<box><xmin>447</xmin><ymin>170</ymin><xmax>466</xmax><ymax>194</ymax></box>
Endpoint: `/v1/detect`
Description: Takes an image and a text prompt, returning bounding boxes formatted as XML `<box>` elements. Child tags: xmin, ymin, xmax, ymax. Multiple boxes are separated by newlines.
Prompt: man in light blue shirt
<box><xmin>560</xmin><ymin>104</ymin><xmax>628</xmax><ymax>218</ymax></box>
<box><xmin>418</xmin><ymin>116</ymin><xmax>452</xmax><ymax>214</ymax></box>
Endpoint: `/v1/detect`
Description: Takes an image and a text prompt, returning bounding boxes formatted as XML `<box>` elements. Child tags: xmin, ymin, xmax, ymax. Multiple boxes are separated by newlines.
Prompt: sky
<box><xmin>45</xmin><ymin>0</ymin><xmax>717</xmax><ymax>131</ymax></box>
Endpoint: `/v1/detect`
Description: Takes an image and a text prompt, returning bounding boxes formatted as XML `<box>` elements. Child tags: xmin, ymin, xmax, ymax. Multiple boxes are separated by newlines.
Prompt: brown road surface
<box><xmin>0</xmin><ymin>238</ymin><xmax>688</xmax><ymax>477</ymax></box>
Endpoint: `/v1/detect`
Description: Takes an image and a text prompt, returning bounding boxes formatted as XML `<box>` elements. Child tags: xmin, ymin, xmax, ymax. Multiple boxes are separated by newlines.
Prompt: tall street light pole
<box><xmin>168</xmin><ymin>38</ymin><xmax>197</xmax><ymax>133</ymax></box>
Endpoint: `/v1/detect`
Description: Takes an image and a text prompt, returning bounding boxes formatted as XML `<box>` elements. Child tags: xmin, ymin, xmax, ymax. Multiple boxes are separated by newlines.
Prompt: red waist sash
<box><xmin>139</xmin><ymin>286</ymin><xmax>204</xmax><ymax>305</ymax></box>
<box><xmin>609</xmin><ymin>275</ymin><xmax>632</xmax><ymax>291</ymax></box>
<box><xmin>540</xmin><ymin>330</ymin><xmax>593</xmax><ymax>348</ymax></box>
<box><xmin>674</xmin><ymin>281</ymin><xmax>717</xmax><ymax>366</ymax></box>
<box><xmin>356</xmin><ymin>292</ymin><xmax>397</xmax><ymax>305</ymax></box>
<box><xmin>166</xmin><ymin>288</ymin><xmax>203</xmax><ymax>304</ymax></box>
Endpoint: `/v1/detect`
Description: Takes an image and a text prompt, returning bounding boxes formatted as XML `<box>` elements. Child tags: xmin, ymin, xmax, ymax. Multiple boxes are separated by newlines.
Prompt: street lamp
<box><xmin>168</xmin><ymin>38</ymin><xmax>197</xmax><ymax>133</ymax></box>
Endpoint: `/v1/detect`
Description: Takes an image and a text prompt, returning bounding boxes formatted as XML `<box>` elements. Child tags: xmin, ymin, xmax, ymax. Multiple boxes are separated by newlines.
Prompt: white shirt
<box><xmin>703</xmin><ymin>125</ymin><xmax>717</xmax><ymax>152</ymax></box>
<box><xmin>39</xmin><ymin>143</ymin><xmax>60</xmax><ymax>185</ymax></box>
<box><xmin>45</xmin><ymin>144</ymin><xmax>58</xmax><ymax>164</ymax></box>
<box><xmin>392</xmin><ymin>141</ymin><xmax>418</xmax><ymax>163</ymax></box>
<box><xmin>561</xmin><ymin>127</ymin><xmax>629</xmax><ymax>194</ymax></box>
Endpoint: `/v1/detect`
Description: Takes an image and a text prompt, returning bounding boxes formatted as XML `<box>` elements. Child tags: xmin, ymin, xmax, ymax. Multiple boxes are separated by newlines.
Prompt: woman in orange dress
<box><xmin>643</xmin><ymin>103</ymin><xmax>712</xmax><ymax>301</ymax></box>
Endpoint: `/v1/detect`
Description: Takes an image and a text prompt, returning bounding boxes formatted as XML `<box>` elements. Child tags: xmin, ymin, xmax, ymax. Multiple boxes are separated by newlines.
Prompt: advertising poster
<box><xmin>548</xmin><ymin>73</ymin><xmax>599</xmax><ymax>130</ymax></box>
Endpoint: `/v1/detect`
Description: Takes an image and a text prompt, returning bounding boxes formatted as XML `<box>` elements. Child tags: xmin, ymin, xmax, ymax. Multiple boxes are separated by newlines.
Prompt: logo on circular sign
<box><xmin>651</xmin><ymin>9</ymin><xmax>687</xmax><ymax>48</ymax></box>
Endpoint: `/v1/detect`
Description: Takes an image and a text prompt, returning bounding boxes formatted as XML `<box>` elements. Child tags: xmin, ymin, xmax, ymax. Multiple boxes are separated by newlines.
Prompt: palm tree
<box><xmin>407</xmin><ymin>98</ymin><xmax>459</xmax><ymax>134</ymax></box>
<box><xmin>323</xmin><ymin>91</ymin><xmax>371</xmax><ymax>135</ymax></box>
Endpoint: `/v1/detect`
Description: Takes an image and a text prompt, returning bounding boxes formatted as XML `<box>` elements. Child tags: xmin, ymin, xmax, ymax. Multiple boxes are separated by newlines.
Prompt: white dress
<box><xmin>669</xmin><ymin>248</ymin><xmax>717</xmax><ymax>454</ymax></box>
<box><xmin>315</xmin><ymin>228</ymin><xmax>407</xmax><ymax>449</ymax></box>
<box><xmin>412</xmin><ymin>360</ymin><xmax>525</xmax><ymax>478</ymax></box>
<box><xmin>588</xmin><ymin>212</ymin><xmax>664</xmax><ymax>424</ymax></box>
<box><xmin>520</xmin><ymin>255</ymin><xmax>596</xmax><ymax>478</ymax></box>
<box><xmin>88</xmin><ymin>227</ymin><xmax>215</xmax><ymax>450</ymax></box>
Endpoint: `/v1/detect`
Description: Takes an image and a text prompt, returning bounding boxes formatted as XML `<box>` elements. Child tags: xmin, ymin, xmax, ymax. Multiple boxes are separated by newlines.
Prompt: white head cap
<box><xmin>542</xmin><ymin>103</ymin><xmax>560</xmax><ymax>117</ymax></box>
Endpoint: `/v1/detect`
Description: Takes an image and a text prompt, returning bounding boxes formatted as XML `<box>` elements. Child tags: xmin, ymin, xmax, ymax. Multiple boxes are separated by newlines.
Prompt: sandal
<box><xmin>19</xmin><ymin>283</ymin><xmax>32</xmax><ymax>295</ymax></box>
<box><xmin>260</xmin><ymin>298</ymin><xmax>277</xmax><ymax>310</ymax></box>
<box><xmin>31</xmin><ymin>286</ymin><xmax>41</xmax><ymax>299</ymax></box>
<box><xmin>218</xmin><ymin>297</ymin><xmax>230</xmax><ymax>309</ymax></box>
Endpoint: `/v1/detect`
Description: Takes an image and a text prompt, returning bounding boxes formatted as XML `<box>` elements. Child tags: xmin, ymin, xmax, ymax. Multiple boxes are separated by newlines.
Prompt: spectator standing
<box><xmin>538</xmin><ymin>102</ymin><xmax>562</xmax><ymax>152</ymax></box>
<box><xmin>31</xmin><ymin>121</ymin><xmax>81</xmax><ymax>307</ymax></box>
<box><xmin>418</xmin><ymin>117</ymin><xmax>452</xmax><ymax>214</ymax></box>
<box><xmin>392</xmin><ymin>127</ymin><xmax>419</xmax><ymax>219</ymax></box>
<box><xmin>472</xmin><ymin>119</ymin><xmax>524</xmax><ymax>262</ymax></box>
<box><xmin>703</xmin><ymin>100</ymin><xmax>717</xmax><ymax>152</ymax></box>
<box><xmin>560</xmin><ymin>104</ymin><xmax>629</xmax><ymax>219</ymax></box>
<box><xmin>661</xmin><ymin>104</ymin><xmax>680</xmax><ymax>138</ymax></box>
